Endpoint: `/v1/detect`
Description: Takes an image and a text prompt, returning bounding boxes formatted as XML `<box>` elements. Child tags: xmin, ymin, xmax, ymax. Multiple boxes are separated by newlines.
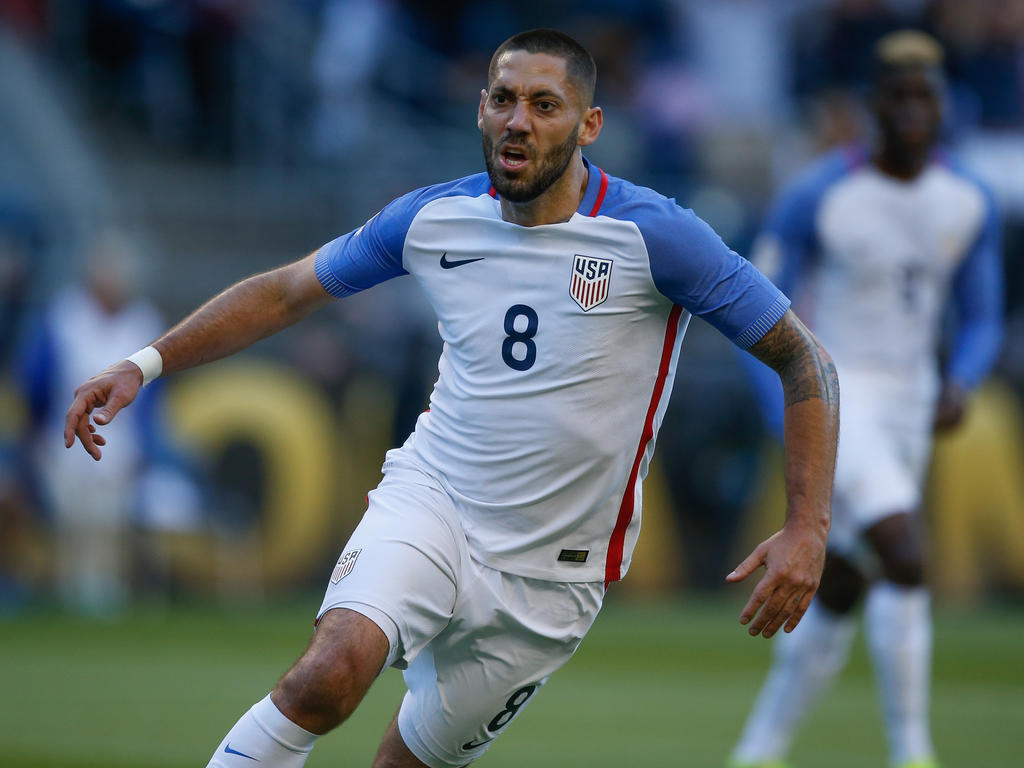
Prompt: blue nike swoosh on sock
<box><xmin>224</xmin><ymin>743</ymin><xmax>260</xmax><ymax>761</ymax></box>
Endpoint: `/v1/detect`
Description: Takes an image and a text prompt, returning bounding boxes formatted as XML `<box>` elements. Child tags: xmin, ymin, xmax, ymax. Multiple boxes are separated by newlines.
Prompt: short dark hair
<box><xmin>488</xmin><ymin>28</ymin><xmax>597</xmax><ymax>109</ymax></box>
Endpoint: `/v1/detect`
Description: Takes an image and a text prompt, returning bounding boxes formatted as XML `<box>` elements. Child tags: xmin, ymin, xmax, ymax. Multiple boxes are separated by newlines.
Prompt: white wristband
<box><xmin>126</xmin><ymin>345</ymin><xmax>163</xmax><ymax>386</ymax></box>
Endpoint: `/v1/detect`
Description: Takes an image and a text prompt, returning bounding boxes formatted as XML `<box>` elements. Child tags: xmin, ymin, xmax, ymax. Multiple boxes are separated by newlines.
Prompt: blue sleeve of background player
<box><xmin>639</xmin><ymin>202</ymin><xmax>790</xmax><ymax>348</ymax></box>
<box><xmin>14</xmin><ymin>311</ymin><xmax>58</xmax><ymax>427</ymax></box>
<box><xmin>751</xmin><ymin>170</ymin><xmax>825</xmax><ymax>297</ymax></box>
<box><xmin>947</xmin><ymin>188</ymin><xmax>1004</xmax><ymax>389</ymax></box>
<box><xmin>741</xmin><ymin>177</ymin><xmax>823</xmax><ymax>436</ymax></box>
<box><xmin>738</xmin><ymin>153</ymin><xmax>852</xmax><ymax>437</ymax></box>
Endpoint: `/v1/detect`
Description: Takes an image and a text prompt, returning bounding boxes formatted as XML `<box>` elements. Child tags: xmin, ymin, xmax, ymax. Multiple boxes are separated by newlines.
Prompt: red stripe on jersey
<box><xmin>587</xmin><ymin>169</ymin><xmax>608</xmax><ymax>217</ymax></box>
<box><xmin>604</xmin><ymin>304</ymin><xmax>683</xmax><ymax>586</ymax></box>
<box><xmin>488</xmin><ymin>186</ymin><xmax>497</xmax><ymax>198</ymax></box>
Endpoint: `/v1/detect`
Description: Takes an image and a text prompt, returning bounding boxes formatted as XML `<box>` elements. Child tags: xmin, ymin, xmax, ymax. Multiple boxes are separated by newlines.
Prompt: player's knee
<box><xmin>273</xmin><ymin>611</ymin><xmax>389</xmax><ymax>734</ymax></box>
<box><xmin>880</xmin><ymin>548</ymin><xmax>924</xmax><ymax>586</ymax></box>
<box><xmin>816</xmin><ymin>578</ymin><xmax>862</xmax><ymax>614</ymax></box>
<box><xmin>273</xmin><ymin>644</ymin><xmax>365</xmax><ymax>733</ymax></box>
<box><xmin>814</xmin><ymin>553</ymin><xmax>865</xmax><ymax>614</ymax></box>
<box><xmin>865</xmin><ymin>512</ymin><xmax>925</xmax><ymax>586</ymax></box>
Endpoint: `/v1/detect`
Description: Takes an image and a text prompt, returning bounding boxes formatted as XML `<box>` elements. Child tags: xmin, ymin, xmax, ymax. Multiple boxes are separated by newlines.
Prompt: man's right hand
<box><xmin>64</xmin><ymin>360</ymin><xmax>145</xmax><ymax>460</ymax></box>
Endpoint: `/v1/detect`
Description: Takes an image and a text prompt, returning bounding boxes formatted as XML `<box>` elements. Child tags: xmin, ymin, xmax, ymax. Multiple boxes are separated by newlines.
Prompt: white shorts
<box><xmin>317</xmin><ymin>460</ymin><xmax>605</xmax><ymax>768</ymax></box>
<box><xmin>829</xmin><ymin>368</ymin><xmax>936</xmax><ymax>556</ymax></box>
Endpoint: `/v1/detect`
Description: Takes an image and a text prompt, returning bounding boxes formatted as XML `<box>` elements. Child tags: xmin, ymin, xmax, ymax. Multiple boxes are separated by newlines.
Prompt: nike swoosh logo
<box><xmin>224</xmin><ymin>743</ymin><xmax>259</xmax><ymax>761</ymax></box>
<box><xmin>440</xmin><ymin>252</ymin><xmax>485</xmax><ymax>269</ymax></box>
<box><xmin>462</xmin><ymin>737</ymin><xmax>494</xmax><ymax>749</ymax></box>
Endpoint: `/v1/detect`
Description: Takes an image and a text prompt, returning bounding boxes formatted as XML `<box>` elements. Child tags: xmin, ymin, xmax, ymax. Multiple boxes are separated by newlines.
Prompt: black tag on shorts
<box><xmin>557</xmin><ymin>549</ymin><xmax>589</xmax><ymax>563</ymax></box>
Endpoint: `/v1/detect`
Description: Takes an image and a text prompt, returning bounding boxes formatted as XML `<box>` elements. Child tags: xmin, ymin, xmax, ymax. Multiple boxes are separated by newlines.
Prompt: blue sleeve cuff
<box><xmin>732</xmin><ymin>293</ymin><xmax>791</xmax><ymax>349</ymax></box>
<box><xmin>314</xmin><ymin>244</ymin><xmax>356</xmax><ymax>298</ymax></box>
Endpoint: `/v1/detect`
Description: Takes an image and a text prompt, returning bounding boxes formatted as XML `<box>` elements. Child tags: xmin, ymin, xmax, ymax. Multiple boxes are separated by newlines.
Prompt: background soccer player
<box><xmin>66</xmin><ymin>29</ymin><xmax>838</xmax><ymax>768</ymax></box>
<box><xmin>729</xmin><ymin>30</ymin><xmax>1004</xmax><ymax>768</ymax></box>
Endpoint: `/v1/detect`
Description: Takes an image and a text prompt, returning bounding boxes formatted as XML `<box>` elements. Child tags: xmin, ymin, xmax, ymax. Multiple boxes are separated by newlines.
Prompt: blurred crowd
<box><xmin>0</xmin><ymin>0</ymin><xmax>1022</xmax><ymax>612</ymax></box>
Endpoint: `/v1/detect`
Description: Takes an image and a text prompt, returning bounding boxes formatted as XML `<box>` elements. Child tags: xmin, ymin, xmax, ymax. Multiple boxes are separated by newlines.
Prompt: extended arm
<box><xmin>65</xmin><ymin>252</ymin><xmax>333</xmax><ymax>459</ymax></box>
<box><xmin>935</xmin><ymin>197</ymin><xmax>1004</xmax><ymax>431</ymax></box>
<box><xmin>740</xmin><ymin>162</ymin><xmax>831</xmax><ymax>438</ymax></box>
<box><xmin>727</xmin><ymin>308</ymin><xmax>839</xmax><ymax>637</ymax></box>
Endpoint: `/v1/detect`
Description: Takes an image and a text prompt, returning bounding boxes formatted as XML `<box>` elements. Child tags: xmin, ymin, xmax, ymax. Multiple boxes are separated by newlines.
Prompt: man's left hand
<box><xmin>726</xmin><ymin>520</ymin><xmax>826</xmax><ymax>638</ymax></box>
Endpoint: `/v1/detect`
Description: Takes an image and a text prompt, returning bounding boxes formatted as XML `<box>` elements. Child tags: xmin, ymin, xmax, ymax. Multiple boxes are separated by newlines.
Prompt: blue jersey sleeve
<box><xmin>14</xmin><ymin>311</ymin><xmax>57</xmax><ymax>426</ymax></box>
<box><xmin>739</xmin><ymin>150</ymin><xmax>854</xmax><ymax>437</ymax></box>
<box><xmin>315</xmin><ymin>174</ymin><xmax>491</xmax><ymax>297</ymax></box>
<box><xmin>314</xmin><ymin>198</ymin><xmax>412</xmax><ymax>297</ymax></box>
<box><xmin>755</xmin><ymin>185</ymin><xmax>817</xmax><ymax>297</ymax></box>
<box><xmin>755</xmin><ymin>149</ymin><xmax>856</xmax><ymax>295</ymax></box>
<box><xmin>947</xmin><ymin>184</ymin><xmax>1004</xmax><ymax>388</ymax></box>
<box><xmin>637</xmin><ymin>200</ymin><xmax>789</xmax><ymax>349</ymax></box>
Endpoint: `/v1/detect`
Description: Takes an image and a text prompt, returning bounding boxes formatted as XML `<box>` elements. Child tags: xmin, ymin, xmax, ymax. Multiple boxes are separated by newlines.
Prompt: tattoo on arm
<box><xmin>749</xmin><ymin>309</ymin><xmax>839</xmax><ymax>407</ymax></box>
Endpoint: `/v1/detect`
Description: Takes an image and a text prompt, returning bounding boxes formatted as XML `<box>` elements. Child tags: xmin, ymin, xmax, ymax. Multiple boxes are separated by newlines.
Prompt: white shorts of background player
<box><xmin>828</xmin><ymin>365</ymin><xmax>939</xmax><ymax>562</ymax></box>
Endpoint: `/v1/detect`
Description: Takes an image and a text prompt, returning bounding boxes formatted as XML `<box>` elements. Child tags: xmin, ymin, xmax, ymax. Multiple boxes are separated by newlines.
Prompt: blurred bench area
<box><xmin>1</xmin><ymin>0</ymin><xmax>1022</xmax><ymax>614</ymax></box>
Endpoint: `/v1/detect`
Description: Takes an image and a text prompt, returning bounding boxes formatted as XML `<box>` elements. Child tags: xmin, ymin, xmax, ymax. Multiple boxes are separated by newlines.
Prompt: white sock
<box><xmin>207</xmin><ymin>694</ymin><xmax>319</xmax><ymax>767</ymax></box>
<box><xmin>865</xmin><ymin>582</ymin><xmax>934</xmax><ymax>765</ymax></box>
<box><xmin>731</xmin><ymin>600</ymin><xmax>857</xmax><ymax>763</ymax></box>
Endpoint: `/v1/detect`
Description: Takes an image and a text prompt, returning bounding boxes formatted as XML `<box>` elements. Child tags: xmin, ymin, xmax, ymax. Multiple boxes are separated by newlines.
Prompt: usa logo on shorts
<box><xmin>569</xmin><ymin>254</ymin><xmax>612</xmax><ymax>311</ymax></box>
<box><xmin>330</xmin><ymin>549</ymin><xmax>361</xmax><ymax>584</ymax></box>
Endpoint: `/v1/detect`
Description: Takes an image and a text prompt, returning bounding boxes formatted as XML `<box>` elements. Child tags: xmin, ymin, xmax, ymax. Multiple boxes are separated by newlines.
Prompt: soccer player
<box><xmin>729</xmin><ymin>31</ymin><xmax>1003</xmax><ymax>768</ymax></box>
<box><xmin>66</xmin><ymin>29</ymin><xmax>838</xmax><ymax>768</ymax></box>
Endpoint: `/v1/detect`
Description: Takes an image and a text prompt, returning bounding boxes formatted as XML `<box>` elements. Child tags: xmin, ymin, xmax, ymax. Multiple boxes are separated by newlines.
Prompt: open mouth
<box><xmin>500</xmin><ymin>147</ymin><xmax>529</xmax><ymax>171</ymax></box>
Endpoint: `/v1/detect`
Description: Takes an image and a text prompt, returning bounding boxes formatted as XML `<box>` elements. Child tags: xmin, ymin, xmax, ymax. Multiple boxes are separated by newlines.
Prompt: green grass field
<box><xmin>1</xmin><ymin>596</ymin><xmax>1021</xmax><ymax>768</ymax></box>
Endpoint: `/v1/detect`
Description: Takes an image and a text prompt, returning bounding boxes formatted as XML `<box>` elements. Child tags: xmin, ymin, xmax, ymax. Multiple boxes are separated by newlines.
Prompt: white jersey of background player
<box><xmin>754</xmin><ymin>144</ymin><xmax>1002</xmax><ymax>551</ymax></box>
<box><xmin>731</xmin><ymin>31</ymin><xmax>1003</xmax><ymax>768</ymax></box>
<box><xmin>763</xmin><ymin>144</ymin><xmax>1000</xmax><ymax>382</ymax></box>
<box><xmin>66</xmin><ymin>29</ymin><xmax>838</xmax><ymax>768</ymax></box>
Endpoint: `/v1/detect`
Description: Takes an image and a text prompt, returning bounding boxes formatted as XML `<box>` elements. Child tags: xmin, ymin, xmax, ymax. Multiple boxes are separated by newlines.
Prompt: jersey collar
<box><xmin>578</xmin><ymin>157</ymin><xmax>609</xmax><ymax>218</ymax></box>
<box><xmin>486</xmin><ymin>156</ymin><xmax>609</xmax><ymax>219</ymax></box>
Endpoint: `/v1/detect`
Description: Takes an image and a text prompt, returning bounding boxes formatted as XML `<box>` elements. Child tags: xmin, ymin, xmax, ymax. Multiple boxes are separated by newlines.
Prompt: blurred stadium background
<box><xmin>0</xmin><ymin>1</ymin><xmax>1022</xmax><ymax>766</ymax></box>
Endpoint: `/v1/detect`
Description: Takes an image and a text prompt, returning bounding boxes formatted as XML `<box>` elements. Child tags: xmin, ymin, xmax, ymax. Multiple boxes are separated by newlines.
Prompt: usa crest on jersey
<box><xmin>330</xmin><ymin>549</ymin><xmax>361</xmax><ymax>584</ymax></box>
<box><xmin>569</xmin><ymin>254</ymin><xmax>613</xmax><ymax>311</ymax></box>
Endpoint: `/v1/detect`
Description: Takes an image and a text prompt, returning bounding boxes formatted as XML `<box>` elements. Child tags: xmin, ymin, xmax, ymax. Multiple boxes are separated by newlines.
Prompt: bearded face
<box><xmin>478</xmin><ymin>50</ymin><xmax>592</xmax><ymax>206</ymax></box>
<box><xmin>481</xmin><ymin>123</ymin><xmax>580</xmax><ymax>203</ymax></box>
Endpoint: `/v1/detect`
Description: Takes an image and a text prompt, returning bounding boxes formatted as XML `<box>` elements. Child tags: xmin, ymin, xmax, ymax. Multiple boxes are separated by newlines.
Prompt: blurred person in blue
<box><xmin>729</xmin><ymin>31</ymin><xmax>1004</xmax><ymax>768</ymax></box>
<box><xmin>17</xmin><ymin>228</ymin><xmax>165</xmax><ymax>615</ymax></box>
<box><xmin>0</xmin><ymin>203</ymin><xmax>39</xmax><ymax>610</ymax></box>
<box><xmin>65</xmin><ymin>29</ymin><xmax>839</xmax><ymax>768</ymax></box>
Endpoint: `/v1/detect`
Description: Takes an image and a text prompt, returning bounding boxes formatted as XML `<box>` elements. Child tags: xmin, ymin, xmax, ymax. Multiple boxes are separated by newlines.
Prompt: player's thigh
<box><xmin>831</xmin><ymin>383</ymin><xmax>920</xmax><ymax>554</ymax></box>
<box><xmin>396</xmin><ymin>565</ymin><xmax>604</xmax><ymax>768</ymax></box>
<box><xmin>317</xmin><ymin>467</ymin><xmax>464</xmax><ymax>672</ymax></box>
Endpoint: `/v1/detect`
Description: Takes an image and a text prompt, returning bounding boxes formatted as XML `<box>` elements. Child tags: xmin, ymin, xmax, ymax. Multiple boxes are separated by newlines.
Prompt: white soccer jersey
<box><xmin>747</xmin><ymin>147</ymin><xmax>1003</xmax><ymax>539</ymax></box>
<box><xmin>753</xmin><ymin>147</ymin><xmax>1002</xmax><ymax>399</ymax></box>
<box><xmin>317</xmin><ymin>160</ymin><xmax>788</xmax><ymax>583</ymax></box>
